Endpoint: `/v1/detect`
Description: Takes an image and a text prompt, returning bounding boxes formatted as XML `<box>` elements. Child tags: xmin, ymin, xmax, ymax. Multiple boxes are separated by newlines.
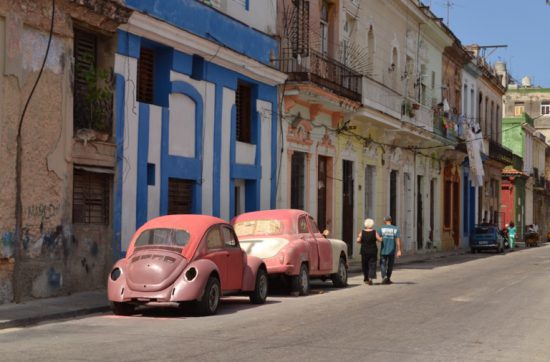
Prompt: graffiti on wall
<box><xmin>27</xmin><ymin>203</ymin><xmax>60</xmax><ymax>221</ymax></box>
<box><xmin>1</xmin><ymin>232</ymin><xmax>14</xmax><ymax>259</ymax></box>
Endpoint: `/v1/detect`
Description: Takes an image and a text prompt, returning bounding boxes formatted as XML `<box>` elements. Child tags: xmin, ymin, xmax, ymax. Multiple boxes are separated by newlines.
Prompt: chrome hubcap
<box><xmin>340</xmin><ymin>261</ymin><xmax>347</xmax><ymax>281</ymax></box>
<box><xmin>259</xmin><ymin>274</ymin><xmax>268</xmax><ymax>298</ymax></box>
<box><xmin>300</xmin><ymin>268</ymin><xmax>308</xmax><ymax>291</ymax></box>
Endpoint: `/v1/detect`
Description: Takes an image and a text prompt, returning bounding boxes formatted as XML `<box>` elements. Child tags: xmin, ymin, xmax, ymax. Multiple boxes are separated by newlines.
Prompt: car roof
<box><xmin>233</xmin><ymin>209</ymin><xmax>307</xmax><ymax>221</ymax></box>
<box><xmin>126</xmin><ymin>214</ymin><xmax>228</xmax><ymax>257</ymax></box>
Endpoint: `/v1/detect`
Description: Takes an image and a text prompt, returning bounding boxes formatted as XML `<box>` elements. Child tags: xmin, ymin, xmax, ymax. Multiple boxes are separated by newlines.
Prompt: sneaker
<box><xmin>381</xmin><ymin>278</ymin><xmax>389</xmax><ymax>285</ymax></box>
<box><xmin>368</xmin><ymin>280</ymin><xmax>373</xmax><ymax>285</ymax></box>
<box><xmin>387</xmin><ymin>279</ymin><xmax>393</xmax><ymax>284</ymax></box>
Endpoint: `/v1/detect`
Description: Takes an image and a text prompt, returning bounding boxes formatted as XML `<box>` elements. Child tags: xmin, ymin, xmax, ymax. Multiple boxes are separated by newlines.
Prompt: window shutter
<box><xmin>236</xmin><ymin>82</ymin><xmax>252</xmax><ymax>143</ymax></box>
<box><xmin>168</xmin><ymin>178</ymin><xmax>194</xmax><ymax>214</ymax></box>
<box><xmin>73</xmin><ymin>169</ymin><xmax>110</xmax><ymax>224</ymax></box>
<box><xmin>137</xmin><ymin>47</ymin><xmax>155</xmax><ymax>104</ymax></box>
<box><xmin>73</xmin><ymin>29</ymin><xmax>97</xmax><ymax>130</ymax></box>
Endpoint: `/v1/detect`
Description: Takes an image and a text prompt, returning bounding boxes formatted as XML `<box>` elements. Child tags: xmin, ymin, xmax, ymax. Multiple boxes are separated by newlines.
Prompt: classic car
<box><xmin>107</xmin><ymin>215</ymin><xmax>268</xmax><ymax>316</ymax></box>
<box><xmin>471</xmin><ymin>224</ymin><xmax>505</xmax><ymax>253</ymax></box>
<box><xmin>232</xmin><ymin>209</ymin><xmax>348</xmax><ymax>296</ymax></box>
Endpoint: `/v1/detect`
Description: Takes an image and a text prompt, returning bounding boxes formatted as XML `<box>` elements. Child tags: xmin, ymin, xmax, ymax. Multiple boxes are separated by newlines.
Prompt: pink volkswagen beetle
<box><xmin>108</xmin><ymin>215</ymin><xmax>268</xmax><ymax>316</ymax></box>
<box><xmin>232</xmin><ymin>209</ymin><xmax>348</xmax><ymax>296</ymax></box>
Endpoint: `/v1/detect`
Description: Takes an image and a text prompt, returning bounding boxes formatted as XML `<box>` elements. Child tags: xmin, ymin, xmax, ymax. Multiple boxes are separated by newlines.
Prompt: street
<box><xmin>1</xmin><ymin>246</ymin><xmax>550</xmax><ymax>362</ymax></box>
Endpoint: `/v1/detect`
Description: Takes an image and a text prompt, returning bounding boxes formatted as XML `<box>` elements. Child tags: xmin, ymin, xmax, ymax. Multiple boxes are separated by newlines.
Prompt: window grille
<box><xmin>168</xmin><ymin>178</ymin><xmax>193</xmax><ymax>214</ymax></box>
<box><xmin>137</xmin><ymin>47</ymin><xmax>155</xmax><ymax>104</ymax></box>
<box><xmin>73</xmin><ymin>169</ymin><xmax>110</xmax><ymax>224</ymax></box>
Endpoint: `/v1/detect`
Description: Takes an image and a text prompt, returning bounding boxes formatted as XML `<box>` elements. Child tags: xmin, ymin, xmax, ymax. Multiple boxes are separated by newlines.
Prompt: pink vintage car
<box><xmin>232</xmin><ymin>209</ymin><xmax>348</xmax><ymax>296</ymax></box>
<box><xmin>107</xmin><ymin>215</ymin><xmax>268</xmax><ymax>316</ymax></box>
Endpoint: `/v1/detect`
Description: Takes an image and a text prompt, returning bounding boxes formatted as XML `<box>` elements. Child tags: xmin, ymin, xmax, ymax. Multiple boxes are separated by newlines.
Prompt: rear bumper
<box><xmin>266</xmin><ymin>264</ymin><xmax>295</xmax><ymax>275</ymax></box>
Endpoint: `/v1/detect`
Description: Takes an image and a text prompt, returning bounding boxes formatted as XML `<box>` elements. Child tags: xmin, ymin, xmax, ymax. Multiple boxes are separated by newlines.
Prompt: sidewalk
<box><xmin>347</xmin><ymin>248</ymin><xmax>468</xmax><ymax>273</ymax></box>
<box><xmin>0</xmin><ymin>290</ymin><xmax>109</xmax><ymax>330</ymax></box>
<box><xmin>0</xmin><ymin>249</ymin><xmax>468</xmax><ymax>330</ymax></box>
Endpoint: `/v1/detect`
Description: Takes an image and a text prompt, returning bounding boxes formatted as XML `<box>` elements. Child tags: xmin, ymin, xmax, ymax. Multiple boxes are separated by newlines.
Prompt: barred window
<box><xmin>168</xmin><ymin>178</ymin><xmax>194</xmax><ymax>215</ymax></box>
<box><xmin>73</xmin><ymin>169</ymin><xmax>111</xmax><ymax>224</ymax></box>
<box><xmin>137</xmin><ymin>47</ymin><xmax>155</xmax><ymax>104</ymax></box>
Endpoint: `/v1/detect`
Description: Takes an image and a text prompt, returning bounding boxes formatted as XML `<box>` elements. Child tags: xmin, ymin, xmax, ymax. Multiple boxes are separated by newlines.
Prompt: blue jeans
<box><xmin>380</xmin><ymin>253</ymin><xmax>395</xmax><ymax>280</ymax></box>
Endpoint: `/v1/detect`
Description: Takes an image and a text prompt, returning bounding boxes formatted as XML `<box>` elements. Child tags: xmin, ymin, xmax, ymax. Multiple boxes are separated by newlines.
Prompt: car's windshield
<box><xmin>234</xmin><ymin>219</ymin><xmax>284</xmax><ymax>237</ymax></box>
<box><xmin>135</xmin><ymin>228</ymin><xmax>190</xmax><ymax>247</ymax></box>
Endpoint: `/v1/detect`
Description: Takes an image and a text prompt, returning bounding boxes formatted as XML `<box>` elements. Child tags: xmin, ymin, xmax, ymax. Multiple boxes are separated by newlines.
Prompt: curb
<box><xmin>0</xmin><ymin>305</ymin><xmax>110</xmax><ymax>330</ymax></box>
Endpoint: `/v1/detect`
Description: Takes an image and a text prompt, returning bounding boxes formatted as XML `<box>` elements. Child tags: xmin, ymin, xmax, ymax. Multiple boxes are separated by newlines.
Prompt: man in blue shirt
<box><xmin>378</xmin><ymin>216</ymin><xmax>402</xmax><ymax>284</ymax></box>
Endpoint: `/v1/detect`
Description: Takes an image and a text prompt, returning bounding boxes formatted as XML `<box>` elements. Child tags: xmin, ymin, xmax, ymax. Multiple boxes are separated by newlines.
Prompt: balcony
<box><xmin>280</xmin><ymin>48</ymin><xmax>362</xmax><ymax>102</ymax></box>
<box><xmin>361</xmin><ymin>76</ymin><xmax>402</xmax><ymax>119</ymax></box>
<box><xmin>488</xmin><ymin>139</ymin><xmax>514</xmax><ymax>166</ymax></box>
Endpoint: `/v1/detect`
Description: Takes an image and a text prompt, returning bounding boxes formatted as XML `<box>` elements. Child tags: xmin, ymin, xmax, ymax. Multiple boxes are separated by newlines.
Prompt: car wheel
<box><xmin>331</xmin><ymin>257</ymin><xmax>348</xmax><ymax>288</ymax></box>
<box><xmin>111</xmin><ymin>302</ymin><xmax>134</xmax><ymax>316</ymax></box>
<box><xmin>291</xmin><ymin>263</ymin><xmax>310</xmax><ymax>296</ymax></box>
<box><xmin>249</xmin><ymin>268</ymin><xmax>268</xmax><ymax>304</ymax></box>
<box><xmin>197</xmin><ymin>276</ymin><xmax>221</xmax><ymax>316</ymax></box>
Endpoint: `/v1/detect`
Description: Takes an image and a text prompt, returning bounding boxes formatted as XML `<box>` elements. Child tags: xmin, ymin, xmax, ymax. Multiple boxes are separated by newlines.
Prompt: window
<box><xmin>73</xmin><ymin>28</ymin><xmax>113</xmax><ymax>133</ymax></box>
<box><xmin>541</xmin><ymin>102</ymin><xmax>550</xmax><ymax>116</ymax></box>
<box><xmin>317</xmin><ymin>156</ymin><xmax>328</xmax><ymax>232</ymax></box>
<box><xmin>236</xmin><ymin>82</ymin><xmax>252</xmax><ymax>143</ymax></box>
<box><xmin>389</xmin><ymin>170</ymin><xmax>398</xmax><ymax>223</ymax></box>
<box><xmin>205</xmin><ymin>227</ymin><xmax>223</xmax><ymax>249</ymax></box>
<box><xmin>308</xmin><ymin>216</ymin><xmax>320</xmax><ymax>233</ymax></box>
<box><xmin>221</xmin><ymin>226</ymin><xmax>237</xmax><ymax>248</ymax></box>
<box><xmin>73</xmin><ymin>169</ymin><xmax>111</xmax><ymax>224</ymax></box>
<box><xmin>291</xmin><ymin>152</ymin><xmax>306</xmax><ymax>210</ymax></box>
<box><xmin>168</xmin><ymin>178</ymin><xmax>193</xmax><ymax>214</ymax></box>
<box><xmin>364</xmin><ymin>165</ymin><xmax>376</xmax><ymax>220</ymax></box>
<box><xmin>135</xmin><ymin>228</ymin><xmax>190</xmax><ymax>247</ymax></box>
<box><xmin>137</xmin><ymin>47</ymin><xmax>154</xmax><ymax>104</ymax></box>
<box><xmin>298</xmin><ymin>216</ymin><xmax>309</xmax><ymax>233</ymax></box>
<box><xmin>514</xmin><ymin>102</ymin><xmax>524</xmax><ymax>117</ymax></box>
<box><xmin>320</xmin><ymin>1</ymin><xmax>329</xmax><ymax>55</ymax></box>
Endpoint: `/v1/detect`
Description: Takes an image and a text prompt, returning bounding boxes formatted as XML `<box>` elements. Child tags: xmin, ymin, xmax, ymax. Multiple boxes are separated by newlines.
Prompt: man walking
<box><xmin>378</xmin><ymin>216</ymin><xmax>402</xmax><ymax>284</ymax></box>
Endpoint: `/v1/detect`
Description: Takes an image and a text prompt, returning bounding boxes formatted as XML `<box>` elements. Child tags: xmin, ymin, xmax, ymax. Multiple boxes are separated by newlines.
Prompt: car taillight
<box><xmin>184</xmin><ymin>267</ymin><xmax>198</xmax><ymax>282</ymax></box>
<box><xmin>110</xmin><ymin>268</ymin><xmax>121</xmax><ymax>281</ymax></box>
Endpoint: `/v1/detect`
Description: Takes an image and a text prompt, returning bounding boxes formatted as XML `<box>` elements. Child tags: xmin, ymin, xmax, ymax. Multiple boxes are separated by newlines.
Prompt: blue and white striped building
<box><xmin>114</xmin><ymin>0</ymin><xmax>286</xmax><ymax>254</ymax></box>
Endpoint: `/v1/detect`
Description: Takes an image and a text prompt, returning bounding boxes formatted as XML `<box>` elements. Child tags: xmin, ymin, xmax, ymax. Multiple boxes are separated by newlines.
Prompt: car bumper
<box><xmin>266</xmin><ymin>264</ymin><xmax>295</xmax><ymax>275</ymax></box>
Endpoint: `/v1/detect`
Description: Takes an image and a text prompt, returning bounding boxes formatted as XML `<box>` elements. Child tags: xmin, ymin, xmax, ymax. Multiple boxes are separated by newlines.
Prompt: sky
<box><xmin>428</xmin><ymin>0</ymin><xmax>550</xmax><ymax>87</ymax></box>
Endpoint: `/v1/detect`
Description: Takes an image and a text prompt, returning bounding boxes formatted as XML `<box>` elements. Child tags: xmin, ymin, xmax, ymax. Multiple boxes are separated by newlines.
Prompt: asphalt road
<box><xmin>2</xmin><ymin>246</ymin><xmax>550</xmax><ymax>362</ymax></box>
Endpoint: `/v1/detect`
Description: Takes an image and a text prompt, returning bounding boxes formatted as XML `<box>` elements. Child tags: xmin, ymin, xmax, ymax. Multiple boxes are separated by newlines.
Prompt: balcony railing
<box><xmin>280</xmin><ymin>48</ymin><xmax>362</xmax><ymax>102</ymax></box>
<box><xmin>361</xmin><ymin>76</ymin><xmax>402</xmax><ymax>119</ymax></box>
<box><xmin>489</xmin><ymin>139</ymin><xmax>514</xmax><ymax>166</ymax></box>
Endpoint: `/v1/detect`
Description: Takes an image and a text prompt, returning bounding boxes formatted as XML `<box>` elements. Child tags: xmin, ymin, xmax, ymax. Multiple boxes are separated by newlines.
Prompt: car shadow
<box><xmin>266</xmin><ymin>278</ymin><xmax>360</xmax><ymax>298</ymax></box>
<box><xmin>124</xmin><ymin>298</ymin><xmax>281</xmax><ymax>319</ymax></box>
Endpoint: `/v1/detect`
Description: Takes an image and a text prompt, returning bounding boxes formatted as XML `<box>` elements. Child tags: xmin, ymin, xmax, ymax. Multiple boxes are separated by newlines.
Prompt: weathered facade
<box><xmin>115</xmin><ymin>0</ymin><xmax>286</xmax><ymax>254</ymax></box>
<box><xmin>0</xmin><ymin>0</ymin><xmax>131</xmax><ymax>303</ymax></box>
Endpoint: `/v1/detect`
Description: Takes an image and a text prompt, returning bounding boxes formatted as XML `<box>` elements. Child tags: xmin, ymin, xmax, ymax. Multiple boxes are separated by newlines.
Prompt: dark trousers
<box><xmin>361</xmin><ymin>253</ymin><xmax>377</xmax><ymax>280</ymax></box>
<box><xmin>380</xmin><ymin>253</ymin><xmax>395</xmax><ymax>280</ymax></box>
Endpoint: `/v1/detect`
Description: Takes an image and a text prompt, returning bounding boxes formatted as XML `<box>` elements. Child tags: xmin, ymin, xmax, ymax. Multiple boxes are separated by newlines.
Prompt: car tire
<box><xmin>111</xmin><ymin>302</ymin><xmax>134</xmax><ymax>316</ymax></box>
<box><xmin>291</xmin><ymin>263</ymin><xmax>310</xmax><ymax>296</ymax></box>
<box><xmin>331</xmin><ymin>256</ymin><xmax>348</xmax><ymax>288</ymax></box>
<box><xmin>197</xmin><ymin>276</ymin><xmax>221</xmax><ymax>316</ymax></box>
<box><xmin>249</xmin><ymin>268</ymin><xmax>268</xmax><ymax>304</ymax></box>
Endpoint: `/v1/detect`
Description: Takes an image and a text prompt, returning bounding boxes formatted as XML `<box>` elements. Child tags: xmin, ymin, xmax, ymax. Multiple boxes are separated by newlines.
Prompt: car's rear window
<box><xmin>475</xmin><ymin>227</ymin><xmax>495</xmax><ymax>235</ymax></box>
<box><xmin>135</xmin><ymin>228</ymin><xmax>190</xmax><ymax>247</ymax></box>
<box><xmin>234</xmin><ymin>220</ymin><xmax>284</xmax><ymax>237</ymax></box>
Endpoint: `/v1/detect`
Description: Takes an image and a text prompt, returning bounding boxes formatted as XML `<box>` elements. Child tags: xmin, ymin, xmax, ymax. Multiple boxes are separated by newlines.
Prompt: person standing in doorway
<box><xmin>356</xmin><ymin>218</ymin><xmax>382</xmax><ymax>285</ymax></box>
<box><xmin>378</xmin><ymin>216</ymin><xmax>402</xmax><ymax>284</ymax></box>
<box><xmin>508</xmin><ymin>221</ymin><xmax>516</xmax><ymax>249</ymax></box>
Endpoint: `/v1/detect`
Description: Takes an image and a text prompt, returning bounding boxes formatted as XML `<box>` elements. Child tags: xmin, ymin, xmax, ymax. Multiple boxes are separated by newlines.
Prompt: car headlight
<box><xmin>110</xmin><ymin>268</ymin><xmax>121</xmax><ymax>281</ymax></box>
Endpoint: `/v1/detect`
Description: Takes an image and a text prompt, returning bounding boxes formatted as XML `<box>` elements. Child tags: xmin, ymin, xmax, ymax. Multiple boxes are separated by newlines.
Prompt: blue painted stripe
<box><xmin>212</xmin><ymin>85</ymin><xmax>223</xmax><ymax>217</ymax></box>
<box><xmin>113</xmin><ymin>74</ymin><xmax>125</xmax><ymax>260</ymax></box>
<box><xmin>124</xmin><ymin>0</ymin><xmax>278</xmax><ymax>65</ymax></box>
<box><xmin>117</xmin><ymin>30</ymin><xmax>141</xmax><ymax>58</ymax></box>
<box><xmin>232</xmin><ymin>164</ymin><xmax>262</xmax><ymax>180</ymax></box>
<box><xmin>136</xmin><ymin>103</ymin><xmax>150</xmax><ymax>228</ymax></box>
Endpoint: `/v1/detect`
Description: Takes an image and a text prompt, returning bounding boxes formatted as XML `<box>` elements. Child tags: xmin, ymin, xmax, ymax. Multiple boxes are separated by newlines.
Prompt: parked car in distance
<box><xmin>232</xmin><ymin>209</ymin><xmax>348</xmax><ymax>296</ymax></box>
<box><xmin>471</xmin><ymin>224</ymin><xmax>505</xmax><ymax>253</ymax></box>
<box><xmin>107</xmin><ymin>215</ymin><xmax>268</xmax><ymax>316</ymax></box>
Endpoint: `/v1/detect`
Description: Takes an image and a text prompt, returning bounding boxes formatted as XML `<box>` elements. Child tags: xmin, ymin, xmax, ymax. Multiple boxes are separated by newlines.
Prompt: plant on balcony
<box><xmin>75</xmin><ymin>53</ymin><xmax>113</xmax><ymax>140</ymax></box>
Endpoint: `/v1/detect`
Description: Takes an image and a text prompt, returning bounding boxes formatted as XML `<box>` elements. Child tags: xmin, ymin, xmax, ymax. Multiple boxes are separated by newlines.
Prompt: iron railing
<box><xmin>280</xmin><ymin>48</ymin><xmax>362</xmax><ymax>102</ymax></box>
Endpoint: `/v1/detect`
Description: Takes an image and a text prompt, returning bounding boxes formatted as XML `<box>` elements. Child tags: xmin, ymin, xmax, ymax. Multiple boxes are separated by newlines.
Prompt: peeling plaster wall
<box><xmin>0</xmin><ymin>0</ymin><xmax>122</xmax><ymax>304</ymax></box>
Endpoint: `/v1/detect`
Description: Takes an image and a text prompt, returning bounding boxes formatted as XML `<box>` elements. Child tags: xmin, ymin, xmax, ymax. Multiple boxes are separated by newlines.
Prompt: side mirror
<box><xmin>322</xmin><ymin>229</ymin><xmax>330</xmax><ymax>237</ymax></box>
